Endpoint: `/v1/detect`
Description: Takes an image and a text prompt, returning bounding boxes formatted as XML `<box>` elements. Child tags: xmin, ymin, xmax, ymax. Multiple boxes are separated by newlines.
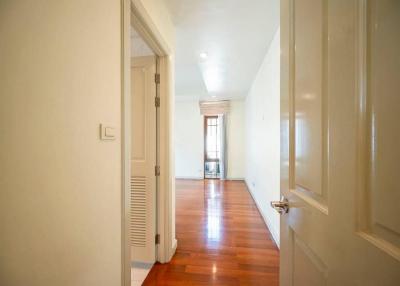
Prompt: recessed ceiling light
<box><xmin>199</xmin><ymin>52</ymin><xmax>208</xmax><ymax>60</ymax></box>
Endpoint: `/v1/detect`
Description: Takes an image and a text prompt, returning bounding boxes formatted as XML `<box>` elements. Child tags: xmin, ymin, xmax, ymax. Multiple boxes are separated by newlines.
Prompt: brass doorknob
<box><xmin>270</xmin><ymin>196</ymin><xmax>289</xmax><ymax>214</ymax></box>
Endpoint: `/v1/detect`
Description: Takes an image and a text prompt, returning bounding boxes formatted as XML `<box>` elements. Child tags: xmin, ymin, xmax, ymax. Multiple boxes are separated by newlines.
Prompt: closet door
<box><xmin>130</xmin><ymin>56</ymin><xmax>157</xmax><ymax>263</ymax></box>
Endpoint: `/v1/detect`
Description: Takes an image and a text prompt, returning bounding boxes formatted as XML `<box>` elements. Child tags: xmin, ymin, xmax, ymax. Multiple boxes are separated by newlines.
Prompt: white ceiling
<box><xmin>164</xmin><ymin>0</ymin><xmax>279</xmax><ymax>101</ymax></box>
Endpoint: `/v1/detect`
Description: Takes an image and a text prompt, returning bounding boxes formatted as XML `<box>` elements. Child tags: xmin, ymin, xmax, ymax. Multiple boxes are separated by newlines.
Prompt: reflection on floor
<box><xmin>204</xmin><ymin>161</ymin><xmax>220</xmax><ymax>179</ymax></box>
<box><xmin>131</xmin><ymin>263</ymin><xmax>152</xmax><ymax>286</ymax></box>
<box><xmin>143</xmin><ymin>179</ymin><xmax>280</xmax><ymax>285</ymax></box>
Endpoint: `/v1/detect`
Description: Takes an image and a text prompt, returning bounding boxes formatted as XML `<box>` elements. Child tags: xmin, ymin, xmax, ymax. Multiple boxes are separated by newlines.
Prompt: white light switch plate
<box><xmin>100</xmin><ymin>124</ymin><xmax>116</xmax><ymax>141</ymax></box>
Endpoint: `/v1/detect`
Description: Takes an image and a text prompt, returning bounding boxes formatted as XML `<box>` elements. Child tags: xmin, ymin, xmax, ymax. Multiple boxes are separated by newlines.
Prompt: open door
<box><xmin>130</xmin><ymin>56</ymin><xmax>157</xmax><ymax>264</ymax></box>
<box><xmin>278</xmin><ymin>0</ymin><xmax>400</xmax><ymax>285</ymax></box>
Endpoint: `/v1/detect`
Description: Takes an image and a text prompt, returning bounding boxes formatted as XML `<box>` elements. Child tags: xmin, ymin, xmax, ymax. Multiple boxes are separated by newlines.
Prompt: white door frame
<box><xmin>121</xmin><ymin>0</ymin><xmax>176</xmax><ymax>285</ymax></box>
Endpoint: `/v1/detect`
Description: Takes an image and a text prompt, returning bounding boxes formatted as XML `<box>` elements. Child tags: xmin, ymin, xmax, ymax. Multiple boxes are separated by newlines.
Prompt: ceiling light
<box><xmin>199</xmin><ymin>52</ymin><xmax>208</xmax><ymax>60</ymax></box>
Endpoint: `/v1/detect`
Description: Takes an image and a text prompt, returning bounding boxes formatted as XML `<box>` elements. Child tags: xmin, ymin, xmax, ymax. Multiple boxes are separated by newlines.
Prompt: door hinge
<box><xmin>155</xmin><ymin>165</ymin><xmax>160</xmax><ymax>176</ymax></box>
<box><xmin>155</xmin><ymin>97</ymin><xmax>160</xmax><ymax>107</ymax></box>
<box><xmin>155</xmin><ymin>234</ymin><xmax>160</xmax><ymax>245</ymax></box>
<box><xmin>155</xmin><ymin>73</ymin><xmax>160</xmax><ymax>84</ymax></box>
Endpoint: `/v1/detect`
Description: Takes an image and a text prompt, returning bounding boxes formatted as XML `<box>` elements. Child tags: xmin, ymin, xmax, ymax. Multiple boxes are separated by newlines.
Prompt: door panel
<box><xmin>293</xmin><ymin>234</ymin><xmax>327</xmax><ymax>286</ymax></box>
<box><xmin>294</xmin><ymin>0</ymin><xmax>326</xmax><ymax>198</ymax></box>
<box><xmin>281</xmin><ymin>0</ymin><xmax>330</xmax><ymax>284</ymax></box>
<box><xmin>132</xmin><ymin>67</ymin><xmax>146</xmax><ymax>162</ymax></box>
<box><xmin>361</xmin><ymin>0</ymin><xmax>400</xmax><ymax>250</ymax></box>
<box><xmin>280</xmin><ymin>0</ymin><xmax>400</xmax><ymax>285</ymax></box>
<box><xmin>130</xmin><ymin>56</ymin><xmax>156</xmax><ymax>263</ymax></box>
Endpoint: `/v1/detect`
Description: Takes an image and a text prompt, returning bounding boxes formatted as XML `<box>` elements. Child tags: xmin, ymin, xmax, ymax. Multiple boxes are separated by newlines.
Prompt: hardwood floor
<box><xmin>143</xmin><ymin>179</ymin><xmax>279</xmax><ymax>285</ymax></box>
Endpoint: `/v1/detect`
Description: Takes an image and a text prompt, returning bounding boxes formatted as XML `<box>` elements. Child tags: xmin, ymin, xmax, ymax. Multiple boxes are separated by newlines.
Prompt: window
<box><xmin>204</xmin><ymin>116</ymin><xmax>220</xmax><ymax>179</ymax></box>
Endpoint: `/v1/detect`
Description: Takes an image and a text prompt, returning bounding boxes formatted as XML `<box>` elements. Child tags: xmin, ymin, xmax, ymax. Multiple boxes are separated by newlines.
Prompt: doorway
<box><xmin>124</xmin><ymin>4</ymin><xmax>176</xmax><ymax>285</ymax></box>
<box><xmin>130</xmin><ymin>25</ymin><xmax>159</xmax><ymax>285</ymax></box>
<box><xmin>204</xmin><ymin>116</ymin><xmax>221</xmax><ymax>179</ymax></box>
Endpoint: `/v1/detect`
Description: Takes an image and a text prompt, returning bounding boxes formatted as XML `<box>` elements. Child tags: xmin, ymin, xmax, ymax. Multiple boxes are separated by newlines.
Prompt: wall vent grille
<box><xmin>130</xmin><ymin>176</ymin><xmax>146</xmax><ymax>247</ymax></box>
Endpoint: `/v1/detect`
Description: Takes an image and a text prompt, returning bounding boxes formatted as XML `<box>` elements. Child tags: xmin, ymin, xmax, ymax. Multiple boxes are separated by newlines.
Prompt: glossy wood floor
<box><xmin>143</xmin><ymin>179</ymin><xmax>279</xmax><ymax>285</ymax></box>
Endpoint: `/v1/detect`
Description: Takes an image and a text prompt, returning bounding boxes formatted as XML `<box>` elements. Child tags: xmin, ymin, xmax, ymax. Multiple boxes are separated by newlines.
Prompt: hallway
<box><xmin>143</xmin><ymin>180</ymin><xmax>279</xmax><ymax>285</ymax></box>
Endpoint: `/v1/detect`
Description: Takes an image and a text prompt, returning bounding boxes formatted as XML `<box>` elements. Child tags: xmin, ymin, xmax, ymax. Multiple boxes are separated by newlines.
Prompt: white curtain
<box><xmin>218</xmin><ymin>114</ymin><xmax>227</xmax><ymax>180</ymax></box>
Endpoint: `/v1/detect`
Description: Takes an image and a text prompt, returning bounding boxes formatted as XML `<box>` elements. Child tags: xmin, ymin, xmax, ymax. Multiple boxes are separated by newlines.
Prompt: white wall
<box><xmin>0</xmin><ymin>1</ymin><xmax>174</xmax><ymax>285</ymax></box>
<box><xmin>226</xmin><ymin>100</ymin><xmax>245</xmax><ymax>179</ymax></box>
<box><xmin>245</xmin><ymin>28</ymin><xmax>281</xmax><ymax>245</ymax></box>
<box><xmin>174</xmin><ymin>99</ymin><xmax>245</xmax><ymax>180</ymax></box>
<box><xmin>175</xmin><ymin>101</ymin><xmax>204</xmax><ymax>179</ymax></box>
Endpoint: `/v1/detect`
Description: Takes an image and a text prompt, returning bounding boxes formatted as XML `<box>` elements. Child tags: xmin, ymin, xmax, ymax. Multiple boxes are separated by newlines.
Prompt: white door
<box><xmin>278</xmin><ymin>0</ymin><xmax>400</xmax><ymax>285</ymax></box>
<box><xmin>130</xmin><ymin>56</ymin><xmax>157</xmax><ymax>264</ymax></box>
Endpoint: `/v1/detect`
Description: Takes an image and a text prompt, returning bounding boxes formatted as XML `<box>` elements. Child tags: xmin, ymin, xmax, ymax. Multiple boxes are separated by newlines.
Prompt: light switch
<box><xmin>100</xmin><ymin>124</ymin><xmax>116</xmax><ymax>141</ymax></box>
<box><xmin>105</xmin><ymin>127</ymin><xmax>115</xmax><ymax>137</ymax></box>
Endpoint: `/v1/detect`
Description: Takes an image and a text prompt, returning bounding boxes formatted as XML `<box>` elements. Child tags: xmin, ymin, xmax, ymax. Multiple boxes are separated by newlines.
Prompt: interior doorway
<box><xmin>204</xmin><ymin>116</ymin><xmax>221</xmax><ymax>179</ymax></box>
<box><xmin>130</xmin><ymin>25</ymin><xmax>159</xmax><ymax>285</ymax></box>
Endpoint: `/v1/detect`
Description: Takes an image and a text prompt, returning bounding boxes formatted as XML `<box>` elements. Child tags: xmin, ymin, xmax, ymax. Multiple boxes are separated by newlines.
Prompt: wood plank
<box><xmin>142</xmin><ymin>179</ymin><xmax>279</xmax><ymax>285</ymax></box>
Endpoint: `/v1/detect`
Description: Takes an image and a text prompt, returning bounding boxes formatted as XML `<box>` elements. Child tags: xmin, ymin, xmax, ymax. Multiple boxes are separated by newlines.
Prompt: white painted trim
<box><xmin>174</xmin><ymin>177</ymin><xmax>245</xmax><ymax>181</ymax></box>
<box><xmin>130</xmin><ymin>1</ymin><xmax>171</xmax><ymax>56</ymax></box>
<box><xmin>171</xmin><ymin>238</ymin><xmax>178</xmax><ymax>255</ymax></box>
<box><xmin>175</xmin><ymin>176</ymin><xmax>204</xmax><ymax>180</ymax></box>
<box><xmin>157</xmin><ymin>55</ymin><xmax>176</xmax><ymax>263</ymax></box>
<box><xmin>245</xmin><ymin>179</ymin><xmax>280</xmax><ymax>248</ymax></box>
<box><xmin>121</xmin><ymin>1</ymin><xmax>131</xmax><ymax>285</ymax></box>
<box><xmin>122</xmin><ymin>1</ymin><xmax>176</xmax><ymax>283</ymax></box>
<box><xmin>225</xmin><ymin>177</ymin><xmax>245</xmax><ymax>181</ymax></box>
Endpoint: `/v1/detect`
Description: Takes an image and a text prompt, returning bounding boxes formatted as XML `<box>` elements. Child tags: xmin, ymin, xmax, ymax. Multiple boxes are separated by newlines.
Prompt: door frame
<box><xmin>121</xmin><ymin>0</ymin><xmax>176</xmax><ymax>285</ymax></box>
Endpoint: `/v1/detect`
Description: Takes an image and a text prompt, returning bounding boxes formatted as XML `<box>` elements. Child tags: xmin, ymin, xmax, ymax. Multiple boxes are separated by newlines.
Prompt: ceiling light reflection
<box><xmin>301</xmin><ymin>93</ymin><xmax>316</xmax><ymax>100</ymax></box>
<box><xmin>199</xmin><ymin>52</ymin><xmax>208</xmax><ymax>60</ymax></box>
<box><xmin>207</xmin><ymin>182</ymin><xmax>222</xmax><ymax>243</ymax></box>
<box><xmin>212</xmin><ymin>264</ymin><xmax>217</xmax><ymax>274</ymax></box>
<box><xmin>202</xmin><ymin>66</ymin><xmax>224</xmax><ymax>94</ymax></box>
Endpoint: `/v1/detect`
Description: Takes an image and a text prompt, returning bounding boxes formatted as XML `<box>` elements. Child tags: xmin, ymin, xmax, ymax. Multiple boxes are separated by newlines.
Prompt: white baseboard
<box><xmin>225</xmin><ymin>177</ymin><xmax>245</xmax><ymax>181</ymax></box>
<box><xmin>172</xmin><ymin>238</ymin><xmax>177</xmax><ymax>255</ymax></box>
<box><xmin>175</xmin><ymin>176</ymin><xmax>203</xmax><ymax>180</ymax></box>
<box><xmin>244</xmin><ymin>179</ymin><xmax>280</xmax><ymax>248</ymax></box>
<box><xmin>168</xmin><ymin>238</ymin><xmax>177</xmax><ymax>262</ymax></box>
<box><xmin>175</xmin><ymin>177</ymin><xmax>246</xmax><ymax>181</ymax></box>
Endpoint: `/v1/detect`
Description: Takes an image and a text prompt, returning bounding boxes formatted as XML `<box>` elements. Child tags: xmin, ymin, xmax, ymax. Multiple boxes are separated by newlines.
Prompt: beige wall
<box><xmin>0</xmin><ymin>0</ymin><xmax>174</xmax><ymax>285</ymax></box>
<box><xmin>0</xmin><ymin>1</ymin><xmax>122</xmax><ymax>285</ymax></box>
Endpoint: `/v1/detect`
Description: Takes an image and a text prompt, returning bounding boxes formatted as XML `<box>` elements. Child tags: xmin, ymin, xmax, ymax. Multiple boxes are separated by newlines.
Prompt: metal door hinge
<box><xmin>155</xmin><ymin>165</ymin><xmax>160</xmax><ymax>176</ymax></box>
<box><xmin>155</xmin><ymin>73</ymin><xmax>160</xmax><ymax>84</ymax></box>
<box><xmin>155</xmin><ymin>234</ymin><xmax>160</xmax><ymax>244</ymax></box>
<box><xmin>155</xmin><ymin>97</ymin><xmax>160</xmax><ymax>107</ymax></box>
